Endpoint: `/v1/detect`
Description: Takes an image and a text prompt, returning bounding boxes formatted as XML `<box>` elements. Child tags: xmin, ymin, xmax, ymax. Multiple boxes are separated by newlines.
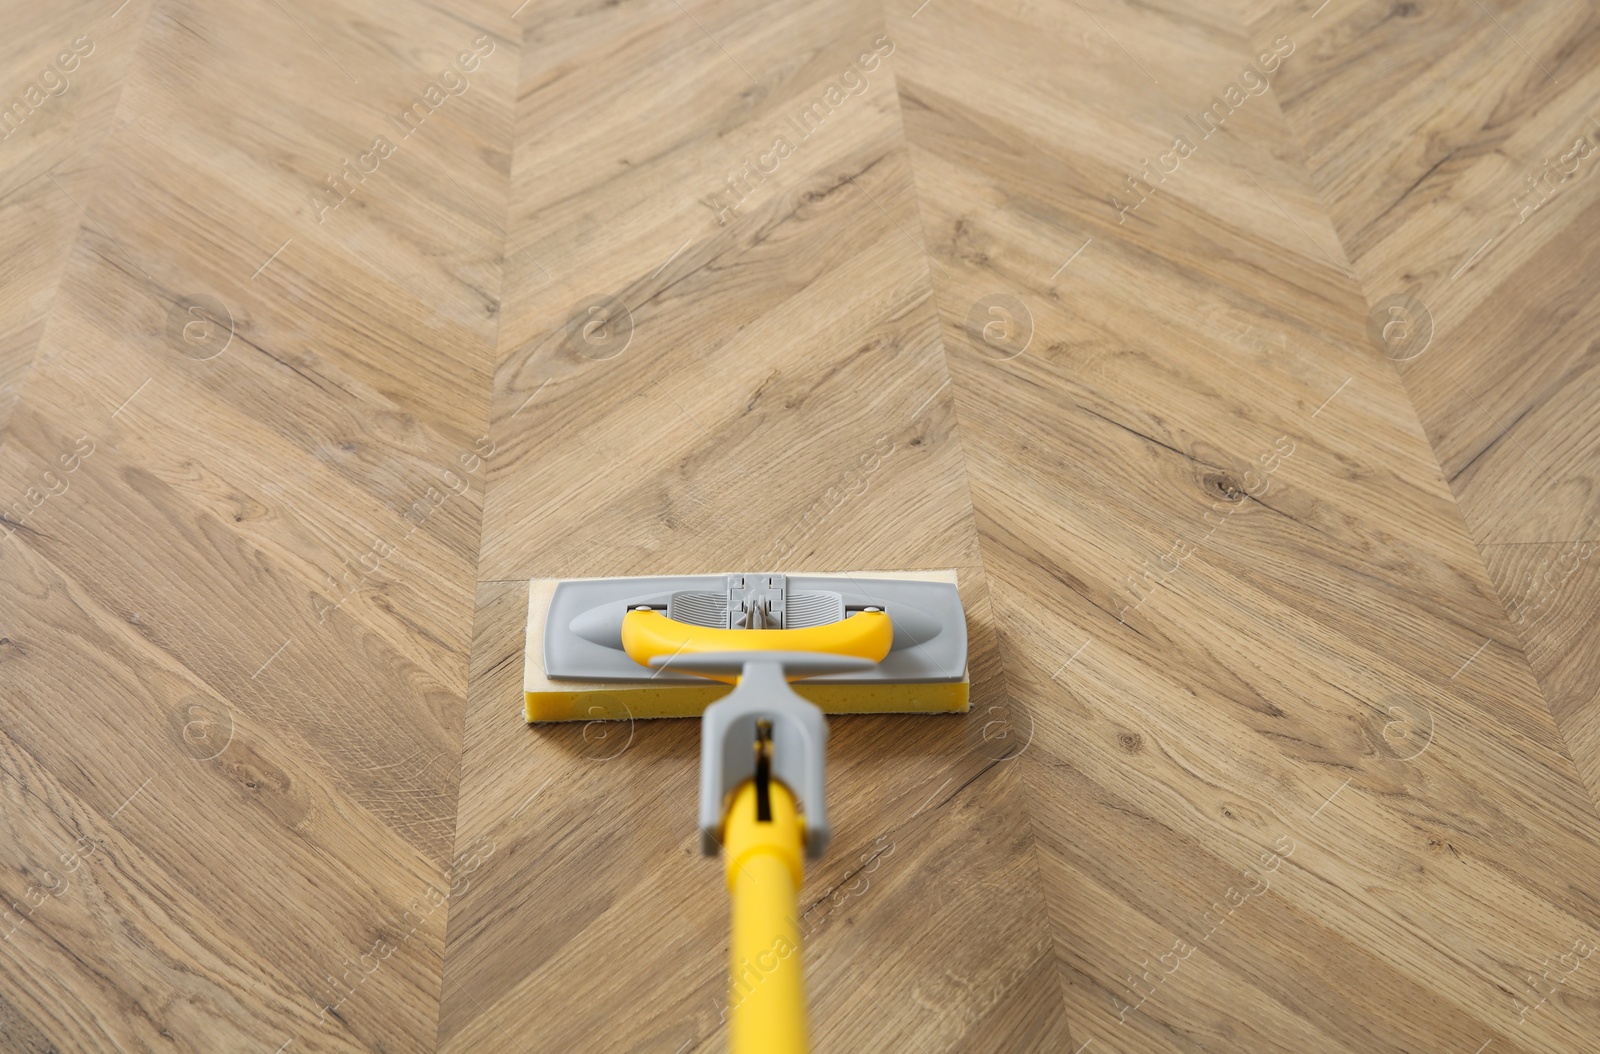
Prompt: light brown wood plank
<box><xmin>6</xmin><ymin>0</ymin><xmax>1600</xmax><ymax>1049</ymax></box>
<box><xmin>440</xmin><ymin>1</ymin><xmax>1066</xmax><ymax>1050</ymax></box>
<box><xmin>1263</xmin><ymin>0</ymin><xmax>1600</xmax><ymax>834</ymax></box>
<box><xmin>890</xmin><ymin>0</ymin><xmax>1600</xmax><ymax>1049</ymax></box>
<box><xmin>0</xmin><ymin>0</ymin><xmax>516</xmax><ymax>1049</ymax></box>
<box><xmin>0</xmin><ymin>0</ymin><xmax>152</xmax><ymax>435</ymax></box>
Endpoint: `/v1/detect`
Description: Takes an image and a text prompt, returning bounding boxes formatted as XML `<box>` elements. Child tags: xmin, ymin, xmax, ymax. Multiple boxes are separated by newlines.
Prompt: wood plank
<box><xmin>889</xmin><ymin>0</ymin><xmax>1600</xmax><ymax>1049</ymax></box>
<box><xmin>5</xmin><ymin>0</ymin><xmax>1600</xmax><ymax>1049</ymax></box>
<box><xmin>1263</xmin><ymin>0</ymin><xmax>1600</xmax><ymax>830</ymax></box>
<box><xmin>0</xmin><ymin>0</ymin><xmax>152</xmax><ymax>434</ymax></box>
<box><xmin>0</xmin><ymin>0</ymin><xmax>516</xmax><ymax>1049</ymax></box>
<box><xmin>439</xmin><ymin>1</ymin><xmax>1068</xmax><ymax>1050</ymax></box>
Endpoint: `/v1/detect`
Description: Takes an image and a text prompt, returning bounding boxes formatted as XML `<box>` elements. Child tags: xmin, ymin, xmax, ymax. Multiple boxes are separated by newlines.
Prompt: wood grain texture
<box><xmin>889</xmin><ymin>0</ymin><xmax>1600</xmax><ymax>1050</ymax></box>
<box><xmin>2</xmin><ymin>0</ymin><xmax>1600</xmax><ymax>1051</ymax></box>
<box><xmin>1262</xmin><ymin>0</ymin><xmax>1600</xmax><ymax>852</ymax></box>
<box><xmin>1</xmin><ymin>0</ymin><xmax>516</xmax><ymax>1050</ymax></box>
<box><xmin>440</xmin><ymin>1</ymin><xmax>1064</xmax><ymax>1049</ymax></box>
<box><xmin>0</xmin><ymin>0</ymin><xmax>152</xmax><ymax>435</ymax></box>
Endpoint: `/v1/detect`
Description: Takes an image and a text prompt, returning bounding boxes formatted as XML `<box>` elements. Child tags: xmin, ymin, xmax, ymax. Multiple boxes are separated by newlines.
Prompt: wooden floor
<box><xmin>3</xmin><ymin>0</ymin><xmax>1599</xmax><ymax>1050</ymax></box>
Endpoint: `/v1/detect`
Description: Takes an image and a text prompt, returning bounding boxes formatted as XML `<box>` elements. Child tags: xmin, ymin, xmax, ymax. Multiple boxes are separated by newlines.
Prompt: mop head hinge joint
<box><xmin>648</xmin><ymin>650</ymin><xmax>874</xmax><ymax>860</ymax></box>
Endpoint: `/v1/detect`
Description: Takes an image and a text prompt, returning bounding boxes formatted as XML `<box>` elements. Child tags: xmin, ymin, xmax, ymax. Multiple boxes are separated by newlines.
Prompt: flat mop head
<box><xmin>524</xmin><ymin>570</ymin><xmax>969</xmax><ymax>722</ymax></box>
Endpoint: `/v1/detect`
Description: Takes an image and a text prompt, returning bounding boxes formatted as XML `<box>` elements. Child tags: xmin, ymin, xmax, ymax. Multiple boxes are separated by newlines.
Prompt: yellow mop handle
<box><xmin>723</xmin><ymin>778</ymin><xmax>808</xmax><ymax>1054</ymax></box>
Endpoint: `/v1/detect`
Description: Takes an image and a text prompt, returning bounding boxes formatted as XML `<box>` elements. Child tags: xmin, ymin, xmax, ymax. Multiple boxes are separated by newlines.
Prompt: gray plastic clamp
<box><xmin>647</xmin><ymin>650</ymin><xmax>876</xmax><ymax>859</ymax></box>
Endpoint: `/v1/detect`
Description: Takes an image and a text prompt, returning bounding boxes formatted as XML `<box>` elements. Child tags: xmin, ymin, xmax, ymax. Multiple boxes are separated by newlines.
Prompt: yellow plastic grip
<box><xmin>723</xmin><ymin>778</ymin><xmax>807</xmax><ymax>1054</ymax></box>
<box><xmin>621</xmin><ymin>609</ymin><xmax>892</xmax><ymax>683</ymax></box>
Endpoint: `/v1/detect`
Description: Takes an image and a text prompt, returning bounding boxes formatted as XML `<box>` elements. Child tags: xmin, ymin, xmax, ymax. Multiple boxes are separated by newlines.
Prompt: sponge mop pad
<box><xmin>523</xmin><ymin>569</ymin><xmax>970</xmax><ymax>722</ymax></box>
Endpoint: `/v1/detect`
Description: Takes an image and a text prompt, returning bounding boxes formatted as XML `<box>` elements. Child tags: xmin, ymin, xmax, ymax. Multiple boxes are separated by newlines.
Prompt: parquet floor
<box><xmin>2</xmin><ymin>0</ymin><xmax>1598</xmax><ymax>1051</ymax></box>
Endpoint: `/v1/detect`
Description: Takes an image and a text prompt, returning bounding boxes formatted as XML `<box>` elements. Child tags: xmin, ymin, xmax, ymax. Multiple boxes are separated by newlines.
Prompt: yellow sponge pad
<box><xmin>524</xmin><ymin>570</ymin><xmax>970</xmax><ymax>722</ymax></box>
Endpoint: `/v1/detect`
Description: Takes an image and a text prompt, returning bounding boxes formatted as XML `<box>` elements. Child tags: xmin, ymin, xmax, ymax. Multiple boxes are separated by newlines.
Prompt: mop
<box><xmin>525</xmin><ymin>570</ymin><xmax>969</xmax><ymax>1052</ymax></box>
